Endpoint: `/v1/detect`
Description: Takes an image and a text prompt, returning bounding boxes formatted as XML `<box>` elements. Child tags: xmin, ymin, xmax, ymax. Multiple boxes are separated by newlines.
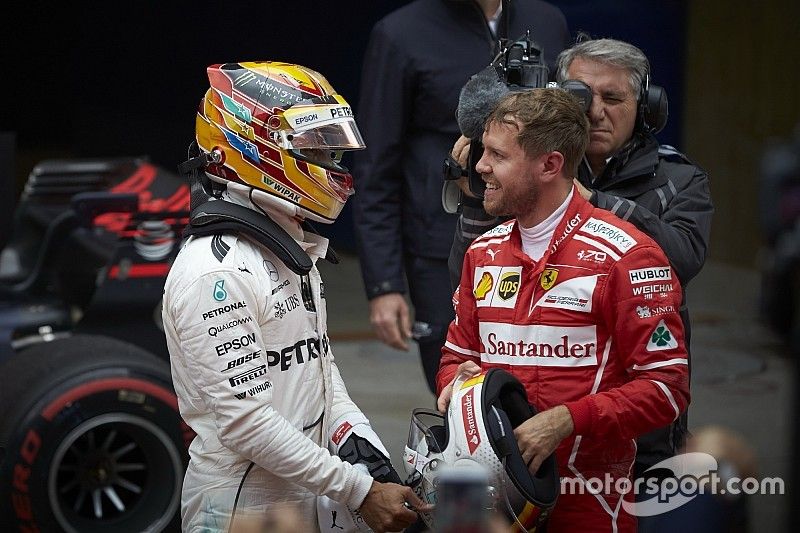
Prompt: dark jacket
<box><xmin>352</xmin><ymin>0</ymin><xmax>570</xmax><ymax>299</ymax></box>
<box><xmin>580</xmin><ymin>134</ymin><xmax>713</xmax><ymax>288</ymax></box>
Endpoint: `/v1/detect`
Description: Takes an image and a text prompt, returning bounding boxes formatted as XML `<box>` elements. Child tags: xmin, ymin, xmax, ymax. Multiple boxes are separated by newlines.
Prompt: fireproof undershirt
<box><xmin>518</xmin><ymin>189</ymin><xmax>573</xmax><ymax>260</ymax></box>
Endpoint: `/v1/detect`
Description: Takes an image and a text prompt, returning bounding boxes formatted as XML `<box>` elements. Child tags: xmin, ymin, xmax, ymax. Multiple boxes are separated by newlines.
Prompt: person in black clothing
<box><xmin>352</xmin><ymin>0</ymin><xmax>570</xmax><ymax>394</ymax></box>
<box><xmin>448</xmin><ymin>38</ymin><xmax>713</xmax><ymax>531</ymax></box>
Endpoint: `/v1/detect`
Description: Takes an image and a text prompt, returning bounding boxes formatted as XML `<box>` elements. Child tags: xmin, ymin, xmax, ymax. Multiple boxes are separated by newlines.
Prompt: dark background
<box><xmin>1</xmin><ymin>0</ymin><xmax>687</xmax><ymax>250</ymax></box>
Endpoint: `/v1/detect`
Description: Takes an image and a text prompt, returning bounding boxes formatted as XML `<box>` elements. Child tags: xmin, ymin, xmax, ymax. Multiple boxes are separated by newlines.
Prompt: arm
<box><xmin>591</xmin><ymin>163</ymin><xmax>713</xmax><ymax>285</ymax></box>
<box><xmin>351</xmin><ymin>21</ymin><xmax>413</xmax><ymax>301</ymax></box>
<box><xmin>169</xmin><ymin>270</ymin><xmax>372</xmax><ymax>510</ymax></box>
<box><xmin>563</xmin><ymin>245</ymin><xmax>691</xmax><ymax>441</ymax></box>
<box><xmin>447</xmin><ymin>135</ymin><xmax>501</xmax><ymax>291</ymax></box>
<box><xmin>436</xmin><ymin>250</ymin><xmax>483</xmax><ymax>406</ymax></box>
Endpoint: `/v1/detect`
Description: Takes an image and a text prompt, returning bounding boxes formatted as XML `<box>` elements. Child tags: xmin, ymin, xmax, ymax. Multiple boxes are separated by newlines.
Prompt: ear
<box><xmin>537</xmin><ymin>151</ymin><xmax>566</xmax><ymax>184</ymax></box>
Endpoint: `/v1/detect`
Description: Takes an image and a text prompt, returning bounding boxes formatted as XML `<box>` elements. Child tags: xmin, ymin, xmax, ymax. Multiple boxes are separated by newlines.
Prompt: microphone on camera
<box><xmin>455</xmin><ymin>66</ymin><xmax>511</xmax><ymax>140</ymax></box>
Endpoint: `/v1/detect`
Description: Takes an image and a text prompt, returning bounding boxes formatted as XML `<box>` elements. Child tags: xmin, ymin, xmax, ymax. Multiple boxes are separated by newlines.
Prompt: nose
<box><xmin>588</xmin><ymin>95</ymin><xmax>604</xmax><ymax>123</ymax></box>
<box><xmin>475</xmin><ymin>152</ymin><xmax>490</xmax><ymax>175</ymax></box>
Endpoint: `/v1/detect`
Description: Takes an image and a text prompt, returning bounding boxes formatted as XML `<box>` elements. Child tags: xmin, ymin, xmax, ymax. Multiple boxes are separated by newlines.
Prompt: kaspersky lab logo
<box><xmin>213</xmin><ymin>280</ymin><xmax>228</xmax><ymax>302</ymax></box>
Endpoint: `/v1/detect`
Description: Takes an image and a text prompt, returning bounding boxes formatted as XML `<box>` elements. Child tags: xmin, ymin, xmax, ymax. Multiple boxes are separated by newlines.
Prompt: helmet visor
<box><xmin>278</xmin><ymin>119</ymin><xmax>365</xmax><ymax>151</ymax></box>
<box><xmin>408</xmin><ymin>409</ymin><xmax>447</xmax><ymax>459</ymax></box>
<box><xmin>279</xmin><ymin>101</ymin><xmax>366</xmax><ymax>150</ymax></box>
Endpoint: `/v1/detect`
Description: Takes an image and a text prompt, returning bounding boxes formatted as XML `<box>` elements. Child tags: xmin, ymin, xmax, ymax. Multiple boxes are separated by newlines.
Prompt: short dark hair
<box><xmin>486</xmin><ymin>89</ymin><xmax>589</xmax><ymax>176</ymax></box>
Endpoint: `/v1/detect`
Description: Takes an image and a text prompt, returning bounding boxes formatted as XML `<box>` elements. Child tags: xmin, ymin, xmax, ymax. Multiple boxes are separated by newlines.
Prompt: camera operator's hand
<box><xmin>369</xmin><ymin>293</ymin><xmax>412</xmax><ymax>351</ymax></box>
<box><xmin>451</xmin><ymin>135</ymin><xmax>480</xmax><ymax>198</ymax></box>
<box><xmin>514</xmin><ymin>405</ymin><xmax>574</xmax><ymax>475</ymax></box>
<box><xmin>573</xmin><ymin>177</ymin><xmax>593</xmax><ymax>200</ymax></box>
<box><xmin>359</xmin><ymin>480</ymin><xmax>429</xmax><ymax>532</ymax></box>
<box><xmin>437</xmin><ymin>360</ymin><xmax>481</xmax><ymax>412</ymax></box>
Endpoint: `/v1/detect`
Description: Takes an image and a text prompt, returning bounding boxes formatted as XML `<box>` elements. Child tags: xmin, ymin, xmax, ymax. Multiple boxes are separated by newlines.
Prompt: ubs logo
<box><xmin>498</xmin><ymin>272</ymin><xmax>520</xmax><ymax>300</ymax></box>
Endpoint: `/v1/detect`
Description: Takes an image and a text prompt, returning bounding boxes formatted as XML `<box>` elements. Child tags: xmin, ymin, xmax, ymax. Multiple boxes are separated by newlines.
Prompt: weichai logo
<box><xmin>461</xmin><ymin>388</ymin><xmax>481</xmax><ymax>454</ymax></box>
<box><xmin>498</xmin><ymin>272</ymin><xmax>520</xmax><ymax>300</ymax></box>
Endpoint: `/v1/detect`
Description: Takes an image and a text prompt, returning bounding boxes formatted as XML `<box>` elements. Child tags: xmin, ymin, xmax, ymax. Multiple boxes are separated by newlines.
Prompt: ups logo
<box><xmin>498</xmin><ymin>272</ymin><xmax>521</xmax><ymax>300</ymax></box>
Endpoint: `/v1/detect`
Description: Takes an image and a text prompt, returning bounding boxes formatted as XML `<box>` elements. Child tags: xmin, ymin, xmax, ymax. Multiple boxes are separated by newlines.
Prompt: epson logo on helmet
<box><xmin>294</xmin><ymin>113</ymin><xmax>318</xmax><ymax>126</ymax></box>
<box><xmin>461</xmin><ymin>388</ymin><xmax>481</xmax><ymax>455</ymax></box>
<box><xmin>629</xmin><ymin>267</ymin><xmax>672</xmax><ymax>285</ymax></box>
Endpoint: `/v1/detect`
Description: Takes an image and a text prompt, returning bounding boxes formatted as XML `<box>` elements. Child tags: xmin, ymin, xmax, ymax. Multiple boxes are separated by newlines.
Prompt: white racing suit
<box><xmin>163</xmin><ymin>194</ymin><xmax>382</xmax><ymax>532</ymax></box>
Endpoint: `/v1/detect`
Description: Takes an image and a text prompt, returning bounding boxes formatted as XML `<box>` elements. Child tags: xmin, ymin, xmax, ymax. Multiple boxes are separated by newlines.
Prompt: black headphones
<box><xmin>637</xmin><ymin>72</ymin><xmax>668</xmax><ymax>134</ymax></box>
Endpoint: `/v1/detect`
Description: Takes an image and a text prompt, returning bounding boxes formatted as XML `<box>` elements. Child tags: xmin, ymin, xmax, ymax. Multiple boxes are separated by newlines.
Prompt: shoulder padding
<box><xmin>185</xmin><ymin>201</ymin><xmax>336</xmax><ymax>275</ymax></box>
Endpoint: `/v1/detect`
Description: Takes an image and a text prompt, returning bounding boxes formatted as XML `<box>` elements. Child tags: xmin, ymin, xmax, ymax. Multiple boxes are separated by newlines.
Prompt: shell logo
<box><xmin>474</xmin><ymin>272</ymin><xmax>494</xmax><ymax>301</ymax></box>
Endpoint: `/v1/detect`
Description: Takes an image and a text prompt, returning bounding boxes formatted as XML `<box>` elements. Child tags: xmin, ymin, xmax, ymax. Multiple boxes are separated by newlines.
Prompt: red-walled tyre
<box><xmin>0</xmin><ymin>335</ymin><xmax>190</xmax><ymax>532</ymax></box>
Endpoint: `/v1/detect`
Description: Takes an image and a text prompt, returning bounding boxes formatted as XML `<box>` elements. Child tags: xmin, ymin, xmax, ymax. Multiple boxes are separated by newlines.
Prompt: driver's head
<box><xmin>194</xmin><ymin>61</ymin><xmax>365</xmax><ymax>223</ymax></box>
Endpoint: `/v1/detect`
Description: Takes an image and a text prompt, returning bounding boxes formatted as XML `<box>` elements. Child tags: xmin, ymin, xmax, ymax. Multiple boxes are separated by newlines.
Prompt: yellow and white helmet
<box><xmin>404</xmin><ymin>369</ymin><xmax>560</xmax><ymax>531</ymax></box>
<box><xmin>195</xmin><ymin>61</ymin><xmax>365</xmax><ymax>223</ymax></box>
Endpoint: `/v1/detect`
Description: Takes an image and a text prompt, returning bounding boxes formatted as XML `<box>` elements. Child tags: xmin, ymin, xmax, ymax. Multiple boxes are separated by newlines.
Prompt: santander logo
<box><xmin>461</xmin><ymin>388</ymin><xmax>481</xmax><ymax>454</ymax></box>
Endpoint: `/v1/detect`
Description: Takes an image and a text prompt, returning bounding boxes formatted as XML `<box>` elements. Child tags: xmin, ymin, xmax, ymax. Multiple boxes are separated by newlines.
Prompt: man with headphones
<box><xmin>448</xmin><ymin>39</ymin><xmax>713</xmax><ymax>502</ymax></box>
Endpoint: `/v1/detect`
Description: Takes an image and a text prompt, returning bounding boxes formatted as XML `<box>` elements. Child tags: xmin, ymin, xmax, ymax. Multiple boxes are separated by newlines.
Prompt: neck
<box><xmin>517</xmin><ymin>180</ymin><xmax>572</xmax><ymax>228</ymax></box>
<box><xmin>475</xmin><ymin>0</ymin><xmax>501</xmax><ymax>20</ymax></box>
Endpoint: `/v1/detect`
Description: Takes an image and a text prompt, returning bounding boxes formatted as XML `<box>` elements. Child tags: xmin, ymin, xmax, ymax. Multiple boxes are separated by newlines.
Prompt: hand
<box><xmin>369</xmin><ymin>293</ymin><xmax>412</xmax><ymax>350</ymax></box>
<box><xmin>436</xmin><ymin>360</ymin><xmax>481</xmax><ymax>412</ymax></box>
<box><xmin>513</xmin><ymin>405</ymin><xmax>574</xmax><ymax>475</ymax></box>
<box><xmin>573</xmin><ymin>177</ymin><xmax>593</xmax><ymax>200</ymax></box>
<box><xmin>359</xmin><ymin>481</ymin><xmax>430</xmax><ymax>532</ymax></box>
<box><xmin>451</xmin><ymin>135</ymin><xmax>479</xmax><ymax>198</ymax></box>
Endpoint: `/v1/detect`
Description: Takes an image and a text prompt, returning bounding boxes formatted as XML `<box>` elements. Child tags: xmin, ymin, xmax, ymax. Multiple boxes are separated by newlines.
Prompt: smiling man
<box><xmin>448</xmin><ymin>40</ymin><xmax>713</xmax><ymax>501</ymax></box>
<box><xmin>436</xmin><ymin>88</ymin><xmax>690</xmax><ymax>532</ymax></box>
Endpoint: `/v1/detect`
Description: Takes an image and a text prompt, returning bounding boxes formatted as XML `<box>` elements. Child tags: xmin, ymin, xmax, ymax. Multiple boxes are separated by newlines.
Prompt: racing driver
<box><xmin>163</xmin><ymin>62</ymin><xmax>423</xmax><ymax>532</ymax></box>
<box><xmin>436</xmin><ymin>88</ymin><xmax>690</xmax><ymax>532</ymax></box>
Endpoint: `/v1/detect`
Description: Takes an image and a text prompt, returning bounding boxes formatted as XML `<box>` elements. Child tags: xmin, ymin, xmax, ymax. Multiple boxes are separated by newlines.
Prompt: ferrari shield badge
<box><xmin>540</xmin><ymin>268</ymin><xmax>559</xmax><ymax>290</ymax></box>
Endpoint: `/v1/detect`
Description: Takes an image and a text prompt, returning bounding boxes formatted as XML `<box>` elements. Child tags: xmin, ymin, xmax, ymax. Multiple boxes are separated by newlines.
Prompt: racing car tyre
<box><xmin>0</xmin><ymin>335</ymin><xmax>188</xmax><ymax>532</ymax></box>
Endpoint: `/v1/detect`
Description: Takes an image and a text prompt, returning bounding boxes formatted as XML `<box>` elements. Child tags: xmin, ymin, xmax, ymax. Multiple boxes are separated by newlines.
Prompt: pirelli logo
<box><xmin>229</xmin><ymin>365</ymin><xmax>267</xmax><ymax>387</ymax></box>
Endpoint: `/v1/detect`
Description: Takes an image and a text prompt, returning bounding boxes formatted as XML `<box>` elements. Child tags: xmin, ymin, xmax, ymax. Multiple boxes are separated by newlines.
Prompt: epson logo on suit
<box><xmin>629</xmin><ymin>267</ymin><xmax>672</xmax><ymax>284</ymax></box>
<box><xmin>229</xmin><ymin>365</ymin><xmax>267</xmax><ymax>387</ymax></box>
<box><xmin>215</xmin><ymin>333</ymin><xmax>257</xmax><ymax>356</ymax></box>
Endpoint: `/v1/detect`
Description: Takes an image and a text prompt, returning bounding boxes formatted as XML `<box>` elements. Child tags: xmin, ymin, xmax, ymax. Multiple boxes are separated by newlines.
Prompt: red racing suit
<box><xmin>437</xmin><ymin>190</ymin><xmax>690</xmax><ymax>532</ymax></box>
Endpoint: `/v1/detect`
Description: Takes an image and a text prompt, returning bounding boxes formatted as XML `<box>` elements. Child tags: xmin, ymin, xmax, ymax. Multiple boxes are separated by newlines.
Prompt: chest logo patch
<box><xmin>498</xmin><ymin>272</ymin><xmax>520</xmax><ymax>300</ymax></box>
<box><xmin>474</xmin><ymin>272</ymin><xmax>494</xmax><ymax>301</ymax></box>
<box><xmin>540</xmin><ymin>268</ymin><xmax>559</xmax><ymax>290</ymax></box>
<box><xmin>473</xmin><ymin>266</ymin><xmax>522</xmax><ymax>308</ymax></box>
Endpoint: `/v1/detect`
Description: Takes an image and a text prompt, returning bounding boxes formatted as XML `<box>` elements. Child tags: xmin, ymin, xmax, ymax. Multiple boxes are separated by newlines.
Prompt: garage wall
<box><xmin>683</xmin><ymin>0</ymin><xmax>800</xmax><ymax>267</ymax></box>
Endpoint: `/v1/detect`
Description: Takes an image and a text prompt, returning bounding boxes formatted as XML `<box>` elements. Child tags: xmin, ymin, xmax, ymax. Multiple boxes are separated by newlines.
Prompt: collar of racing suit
<box><xmin>221</xmin><ymin>181</ymin><xmax>330</xmax><ymax>261</ymax></box>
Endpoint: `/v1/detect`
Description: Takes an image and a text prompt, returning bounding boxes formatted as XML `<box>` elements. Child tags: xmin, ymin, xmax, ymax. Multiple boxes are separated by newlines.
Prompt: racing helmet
<box><xmin>403</xmin><ymin>369</ymin><xmax>559</xmax><ymax>531</ymax></box>
<box><xmin>195</xmin><ymin>61</ymin><xmax>365</xmax><ymax>223</ymax></box>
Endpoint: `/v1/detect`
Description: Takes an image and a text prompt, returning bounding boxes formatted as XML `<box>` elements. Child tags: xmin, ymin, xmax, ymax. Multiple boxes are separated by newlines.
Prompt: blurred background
<box><xmin>2</xmin><ymin>1</ymin><xmax>798</xmax><ymax>531</ymax></box>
